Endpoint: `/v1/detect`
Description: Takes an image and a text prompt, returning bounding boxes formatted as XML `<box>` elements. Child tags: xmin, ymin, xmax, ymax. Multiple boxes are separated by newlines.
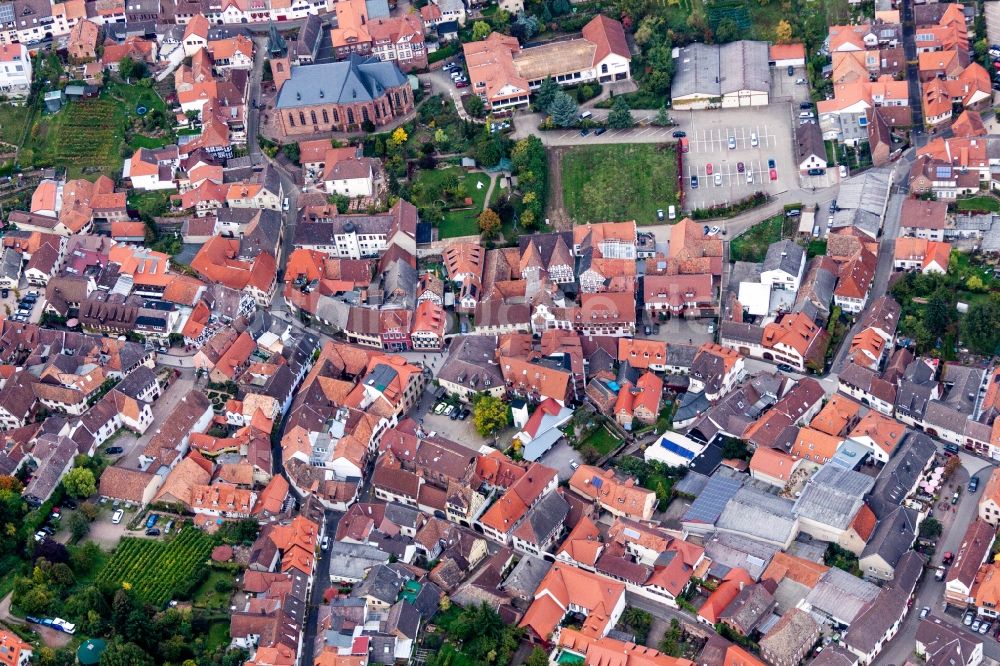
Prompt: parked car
<box><xmin>767</xmin><ymin>158</ymin><xmax>776</xmax><ymax>169</ymax></box>
<box><xmin>952</xmin><ymin>491</ymin><xmax>960</xmax><ymax>505</ymax></box>
<box><xmin>579</xmin><ymin>128</ymin><xmax>590</xmax><ymax>137</ymax></box>
<box><xmin>777</xmin><ymin>363</ymin><xmax>794</xmax><ymax>373</ymax></box>
<box><xmin>972</xmin><ymin>620</ymin><xmax>982</xmax><ymax>632</ymax></box>
<box><xmin>970</xmin><ymin>477</ymin><xmax>980</xmax><ymax>492</ymax></box>
<box><xmin>443</xmin><ymin>405</ymin><xmax>455</xmax><ymax>416</ymax></box>
<box><xmin>321</xmin><ymin>536</ymin><xmax>330</xmax><ymax>550</ymax></box>
<box><xmin>769</xmin><ymin>168</ymin><xmax>778</xmax><ymax>181</ymax></box>
<box><xmin>714</xmin><ymin>173</ymin><xmax>722</xmax><ymax>186</ymax></box>
<box><xmin>795</xmin><ymin>78</ymin><xmax>806</xmax><ymax>84</ymax></box>
<box><xmin>690</xmin><ymin>175</ymin><xmax>698</xmax><ymax>188</ymax></box>
<box><xmin>746</xmin><ymin>170</ymin><xmax>753</xmax><ymax>184</ymax></box>
<box><xmin>145</xmin><ymin>528</ymin><xmax>160</xmax><ymax>537</ymax></box>
<box><xmin>33</xmin><ymin>530</ymin><xmax>46</xmax><ymax>542</ymax></box>
<box><xmin>920</xmin><ymin>607</ymin><xmax>931</xmax><ymax>619</ymax></box>
<box><xmin>1</xmin><ymin>289</ymin><xmax>7</xmax><ymax>299</ymax></box>
<box><xmin>282</xmin><ymin>198</ymin><xmax>290</xmax><ymax>212</ymax></box>
<box><xmin>569</xmin><ymin>461</ymin><xmax>579</xmax><ymax>470</ymax></box>
<box><xmin>672</xmin><ymin>130</ymin><xmax>686</xmax><ymax>138</ymax></box>
<box><xmin>750</xmin><ymin>132</ymin><xmax>758</xmax><ymax>147</ymax></box>
<box><xmin>449</xmin><ymin>408</ymin><xmax>461</xmax><ymax>420</ymax></box>
<box><xmin>164</xmin><ymin>520</ymin><xmax>174</xmax><ymax>534</ymax></box>
<box><xmin>644</xmin><ymin>325</ymin><xmax>652</xmax><ymax>335</ymax></box>
<box><xmin>935</xmin><ymin>566</ymin><xmax>946</xmax><ymax>581</ymax></box>
<box><xmin>434</xmin><ymin>402</ymin><xmax>447</xmax><ymax>415</ymax></box>
<box><xmin>737</xmin><ymin>162</ymin><xmax>744</xmax><ymax>173</ymax></box>
<box><xmin>981</xmin><ymin>622</ymin><xmax>992</xmax><ymax>635</ymax></box>
<box><xmin>594</xmin><ymin>127</ymin><xmax>606</xmax><ymax>136</ymax></box>
<box><xmin>146</xmin><ymin>513</ymin><xmax>159</xmax><ymax>529</ymax></box>
<box><xmin>63</xmin><ymin>499</ymin><xmax>77</xmax><ymax>510</ymax></box>
<box><xmin>839</xmin><ymin>165</ymin><xmax>848</xmax><ymax>178</ymax></box>
<box><xmin>459</xmin><ymin>408</ymin><xmax>470</xmax><ymax>420</ymax></box>
<box><xmin>944</xmin><ymin>443</ymin><xmax>960</xmax><ymax>453</ymax></box>
<box><xmin>112</xmin><ymin>509</ymin><xmax>124</xmax><ymax>524</ymax></box>
<box><xmin>455</xmin><ymin>80</ymin><xmax>469</xmax><ymax>88</ymax></box>
<box><xmin>706</xmin><ymin>163</ymin><xmax>713</xmax><ymax>175</ymax></box>
<box><xmin>965</xmin><ymin>612</ymin><xmax>975</xmax><ymax>626</ymax></box>
<box><xmin>657</xmin><ymin>209</ymin><xmax>665</xmax><ymax>221</ymax></box>
<box><xmin>727</xmin><ymin>136</ymin><xmax>736</xmax><ymax>149</ymax></box>
<box><xmin>943</xmin><ymin>551</ymin><xmax>955</xmax><ymax>565</ymax></box>
<box><xmin>787</xmin><ymin>65</ymin><xmax>795</xmax><ymax>76</ymax></box>
<box><xmin>105</xmin><ymin>446</ymin><xmax>124</xmax><ymax>455</ymax></box>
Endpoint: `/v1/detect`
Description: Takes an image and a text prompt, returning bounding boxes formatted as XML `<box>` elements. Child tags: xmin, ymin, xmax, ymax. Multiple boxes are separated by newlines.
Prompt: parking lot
<box><xmin>678</xmin><ymin>106</ymin><xmax>797</xmax><ymax>211</ymax></box>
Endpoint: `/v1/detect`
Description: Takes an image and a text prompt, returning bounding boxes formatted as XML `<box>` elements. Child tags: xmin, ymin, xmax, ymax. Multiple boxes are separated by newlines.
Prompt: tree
<box><xmin>533</xmin><ymin>76</ymin><xmax>558</xmax><ymax>112</ymax></box>
<box><xmin>659</xmin><ymin>619</ymin><xmax>683</xmax><ymax>657</ymax></box>
<box><xmin>607</xmin><ymin>96</ymin><xmax>634</xmax><ymax>129</ymax></box>
<box><xmin>925</xmin><ymin>286</ymin><xmax>954</xmax><ymax>340</ymax></box>
<box><xmin>548</xmin><ymin>91</ymin><xmax>578</xmax><ymax>127</ymax></box>
<box><xmin>511</xmin><ymin>12</ymin><xmax>539</xmax><ymax>41</ymax></box>
<box><xmin>963</xmin><ymin>297</ymin><xmax>1000</xmax><ymax>354</ymax></box>
<box><xmin>471</xmin><ymin>20</ymin><xmax>492</xmax><ymax>41</ymax></box>
<box><xmin>478</xmin><ymin>208</ymin><xmax>501</xmax><ymax>239</ymax></box>
<box><xmin>118</xmin><ymin>56</ymin><xmax>147</xmax><ymax>81</ymax></box>
<box><xmin>68</xmin><ymin>511</ymin><xmax>90</xmax><ymax>541</ymax></box>
<box><xmin>464</xmin><ymin>95</ymin><xmax>484</xmax><ymax>118</ymax></box>
<box><xmin>775</xmin><ymin>19</ymin><xmax>793</xmax><ymax>43</ymax></box>
<box><xmin>721</xmin><ymin>437</ymin><xmax>749</xmax><ymax>460</ymax></box>
<box><xmin>920</xmin><ymin>517</ymin><xmax>943</xmax><ymax>539</ymax></box>
<box><xmin>389</xmin><ymin>127</ymin><xmax>408</xmax><ymax>150</ymax></box>
<box><xmin>653</xmin><ymin>106</ymin><xmax>671</xmax><ymax>127</ymax></box>
<box><xmin>526</xmin><ymin>647</ymin><xmax>549</xmax><ymax>666</ymax></box>
<box><xmin>62</xmin><ymin>468</ymin><xmax>96</xmax><ymax>499</ymax></box>
<box><xmin>99</xmin><ymin>640</ymin><xmax>154</xmax><ymax>666</ymax></box>
<box><xmin>966</xmin><ymin>275</ymin><xmax>986</xmax><ymax>292</ymax></box>
<box><xmin>520</xmin><ymin>209</ymin><xmax>536</xmax><ymax>230</ymax></box>
<box><xmin>473</xmin><ymin>395</ymin><xmax>509</xmax><ymax>437</ymax></box>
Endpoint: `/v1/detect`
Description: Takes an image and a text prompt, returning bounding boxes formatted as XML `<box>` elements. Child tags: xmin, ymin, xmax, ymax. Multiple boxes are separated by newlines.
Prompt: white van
<box><xmin>668</xmin><ymin>205</ymin><xmax>676</xmax><ymax>220</ymax></box>
<box><xmin>799</xmin><ymin>111</ymin><xmax>814</xmax><ymax>119</ymax></box>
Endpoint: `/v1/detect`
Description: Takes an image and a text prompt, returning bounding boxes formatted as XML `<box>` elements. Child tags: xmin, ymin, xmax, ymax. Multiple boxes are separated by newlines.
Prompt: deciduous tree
<box><xmin>775</xmin><ymin>19</ymin><xmax>793</xmax><ymax>43</ymax></box>
<box><xmin>471</xmin><ymin>20</ymin><xmax>492</xmax><ymax>41</ymax></box>
<box><xmin>472</xmin><ymin>395</ymin><xmax>509</xmax><ymax>437</ymax></box>
<box><xmin>62</xmin><ymin>467</ymin><xmax>96</xmax><ymax>499</ymax></box>
<box><xmin>478</xmin><ymin>209</ymin><xmax>501</xmax><ymax>239</ymax></box>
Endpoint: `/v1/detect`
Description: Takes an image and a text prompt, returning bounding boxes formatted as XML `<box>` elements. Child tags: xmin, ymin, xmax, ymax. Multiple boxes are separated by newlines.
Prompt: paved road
<box><xmin>299</xmin><ymin>509</ymin><xmax>342</xmax><ymax>666</ymax></box>
<box><xmin>874</xmin><ymin>453</ymin><xmax>999</xmax><ymax>665</ymax></box>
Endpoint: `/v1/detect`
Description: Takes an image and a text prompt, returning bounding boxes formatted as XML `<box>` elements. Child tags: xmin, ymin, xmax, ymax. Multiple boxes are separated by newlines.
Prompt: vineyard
<box><xmin>96</xmin><ymin>527</ymin><xmax>213</xmax><ymax>606</ymax></box>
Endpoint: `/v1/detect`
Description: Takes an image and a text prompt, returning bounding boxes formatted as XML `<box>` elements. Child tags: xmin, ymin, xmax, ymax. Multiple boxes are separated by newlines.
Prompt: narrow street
<box><xmin>875</xmin><ymin>455</ymin><xmax>997</xmax><ymax>665</ymax></box>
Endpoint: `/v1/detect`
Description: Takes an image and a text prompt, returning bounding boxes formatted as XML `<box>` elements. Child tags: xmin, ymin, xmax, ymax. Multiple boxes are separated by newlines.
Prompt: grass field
<box><xmin>96</xmin><ymin>527</ymin><xmax>213</xmax><ymax>606</ymax></box>
<box><xmin>192</xmin><ymin>569</ymin><xmax>236</xmax><ymax>611</ymax></box>
<box><xmin>561</xmin><ymin>144</ymin><xmax>679</xmax><ymax>225</ymax></box>
<box><xmin>0</xmin><ymin>104</ymin><xmax>30</xmax><ymax>147</ymax></box>
<box><xmin>579</xmin><ymin>425</ymin><xmax>623</xmax><ymax>456</ymax></box>
<box><xmin>956</xmin><ymin>195</ymin><xmax>1000</xmax><ymax>213</ymax></box>
<box><xmin>411</xmin><ymin>166</ymin><xmax>493</xmax><ymax>239</ymax></box>
<box><xmin>730</xmin><ymin>215</ymin><xmax>800</xmax><ymax>263</ymax></box>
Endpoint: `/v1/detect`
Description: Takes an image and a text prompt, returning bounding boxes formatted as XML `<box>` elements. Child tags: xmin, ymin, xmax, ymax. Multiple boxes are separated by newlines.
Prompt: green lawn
<box><xmin>206</xmin><ymin>621</ymin><xmax>231</xmax><ymax>651</ymax></box>
<box><xmin>192</xmin><ymin>569</ymin><xmax>236</xmax><ymax>611</ymax></box>
<box><xmin>562</xmin><ymin>143</ymin><xmax>679</xmax><ymax>225</ymax></box>
<box><xmin>579</xmin><ymin>425</ymin><xmax>623</xmax><ymax>456</ymax></box>
<box><xmin>0</xmin><ymin>104</ymin><xmax>30</xmax><ymax>147</ymax></box>
<box><xmin>128</xmin><ymin>189</ymin><xmax>174</xmax><ymax>219</ymax></box>
<box><xmin>411</xmin><ymin>166</ymin><xmax>493</xmax><ymax>239</ymax></box>
<box><xmin>729</xmin><ymin>215</ymin><xmax>799</xmax><ymax>263</ymax></box>
<box><xmin>956</xmin><ymin>195</ymin><xmax>1000</xmax><ymax>213</ymax></box>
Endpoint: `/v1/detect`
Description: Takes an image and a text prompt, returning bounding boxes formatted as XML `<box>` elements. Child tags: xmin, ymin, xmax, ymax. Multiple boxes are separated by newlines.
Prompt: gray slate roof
<box><xmin>860</xmin><ymin>505</ymin><xmax>918</xmax><ymax>570</ymax></box>
<box><xmin>276</xmin><ymin>55</ymin><xmax>408</xmax><ymax>109</ymax></box>
<box><xmin>763</xmin><ymin>240</ymin><xmax>805</xmax><ymax>277</ymax></box>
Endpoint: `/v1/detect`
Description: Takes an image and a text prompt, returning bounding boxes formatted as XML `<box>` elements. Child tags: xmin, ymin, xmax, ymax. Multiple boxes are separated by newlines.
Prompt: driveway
<box><xmin>0</xmin><ymin>593</ymin><xmax>72</xmax><ymax>648</ymax></box>
<box><xmin>536</xmin><ymin>439</ymin><xmax>580</xmax><ymax>482</ymax></box>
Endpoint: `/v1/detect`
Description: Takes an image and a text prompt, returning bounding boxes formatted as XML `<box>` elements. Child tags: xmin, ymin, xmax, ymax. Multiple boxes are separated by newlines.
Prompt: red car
<box><xmin>706</xmin><ymin>163</ymin><xmax>713</xmax><ymax>175</ymax></box>
<box><xmin>455</xmin><ymin>81</ymin><xmax>469</xmax><ymax>88</ymax></box>
<box><xmin>769</xmin><ymin>168</ymin><xmax>778</xmax><ymax>181</ymax></box>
